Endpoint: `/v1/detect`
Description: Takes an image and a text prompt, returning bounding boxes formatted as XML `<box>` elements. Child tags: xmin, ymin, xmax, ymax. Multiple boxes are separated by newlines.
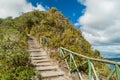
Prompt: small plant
<box><xmin>0</xmin><ymin>24</ymin><xmax>36</xmax><ymax>79</ymax></box>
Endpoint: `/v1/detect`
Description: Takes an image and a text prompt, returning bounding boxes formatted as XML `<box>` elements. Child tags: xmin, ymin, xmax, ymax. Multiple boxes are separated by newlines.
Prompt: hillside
<box><xmin>0</xmin><ymin>8</ymin><xmax>109</xmax><ymax>79</ymax></box>
<box><xmin>14</xmin><ymin>8</ymin><xmax>100</xmax><ymax>57</ymax></box>
<box><xmin>0</xmin><ymin>18</ymin><xmax>36</xmax><ymax>79</ymax></box>
<box><xmin>15</xmin><ymin>8</ymin><xmax>110</xmax><ymax>75</ymax></box>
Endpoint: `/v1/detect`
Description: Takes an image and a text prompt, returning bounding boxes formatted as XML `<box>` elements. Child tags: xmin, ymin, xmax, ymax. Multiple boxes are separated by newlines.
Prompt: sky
<box><xmin>0</xmin><ymin>0</ymin><xmax>120</xmax><ymax>56</ymax></box>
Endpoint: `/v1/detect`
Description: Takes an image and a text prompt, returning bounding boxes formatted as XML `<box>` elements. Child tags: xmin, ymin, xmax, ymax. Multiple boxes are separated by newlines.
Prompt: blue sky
<box><xmin>27</xmin><ymin>0</ymin><xmax>85</xmax><ymax>28</ymax></box>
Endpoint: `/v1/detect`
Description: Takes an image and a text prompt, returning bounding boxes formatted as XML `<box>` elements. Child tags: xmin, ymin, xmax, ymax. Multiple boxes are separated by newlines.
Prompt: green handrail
<box><xmin>60</xmin><ymin>47</ymin><xmax>120</xmax><ymax>65</ymax></box>
<box><xmin>59</xmin><ymin>47</ymin><xmax>120</xmax><ymax>80</ymax></box>
<box><xmin>40</xmin><ymin>36</ymin><xmax>49</xmax><ymax>47</ymax></box>
<box><xmin>40</xmin><ymin>36</ymin><xmax>120</xmax><ymax>80</ymax></box>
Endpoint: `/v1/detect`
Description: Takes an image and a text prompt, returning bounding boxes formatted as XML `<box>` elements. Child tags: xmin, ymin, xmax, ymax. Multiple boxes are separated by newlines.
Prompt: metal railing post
<box><xmin>106</xmin><ymin>68</ymin><xmax>115</xmax><ymax>80</ymax></box>
<box><xmin>88</xmin><ymin>59</ymin><xmax>92</xmax><ymax>80</ymax></box>
<box><xmin>40</xmin><ymin>37</ymin><xmax>42</xmax><ymax>45</ymax></box>
<box><xmin>60</xmin><ymin>48</ymin><xmax>71</xmax><ymax>72</ymax></box>
<box><xmin>90</xmin><ymin>61</ymin><xmax>99</xmax><ymax>80</ymax></box>
<box><xmin>115</xmin><ymin>65</ymin><xmax>120</xmax><ymax>80</ymax></box>
<box><xmin>71</xmin><ymin>53</ymin><xmax>83</xmax><ymax>80</ymax></box>
<box><xmin>46</xmin><ymin>39</ymin><xmax>48</xmax><ymax>47</ymax></box>
<box><xmin>69</xmin><ymin>53</ymin><xmax>72</xmax><ymax>72</ymax></box>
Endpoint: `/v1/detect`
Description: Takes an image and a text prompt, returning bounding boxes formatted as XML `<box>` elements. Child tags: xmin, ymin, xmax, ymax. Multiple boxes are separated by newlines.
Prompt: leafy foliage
<box><xmin>15</xmin><ymin>8</ymin><xmax>100</xmax><ymax>58</ymax></box>
<box><xmin>0</xmin><ymin>18</ymin><xmax>35</xmax><ymax>80</ymax></box>
<box><xmin>0</xmin><ymin>7</ymin><xmax>109</xmax><ymax>78</ymax></box>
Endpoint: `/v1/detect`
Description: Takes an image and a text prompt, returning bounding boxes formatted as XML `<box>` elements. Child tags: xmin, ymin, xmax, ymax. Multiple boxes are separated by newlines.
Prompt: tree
<box><xmin>0</xmin><ymin>18</ymin><xmax>3</xmax><ymax>24</ymax></box>
<box><xmin>94</xmin><ymin>49</ymin><xmax>100</xmax><ymax>56</ymax></box>
<box><xmin>49</xmin><ymin>7</ymin><xmax>57</xmax><ymax>13</ymax></box>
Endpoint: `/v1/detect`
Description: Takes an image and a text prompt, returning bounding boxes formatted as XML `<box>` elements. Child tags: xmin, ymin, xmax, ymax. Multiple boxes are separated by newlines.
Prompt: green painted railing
<box><xmin>40</xmin><ymin>36</ymin><xmax>120</xmax><ymax>80</ymax></box>
<box><xmin>40</xmin><ymin>36</ymin><xmax>49</xmax><ymax>47</ymax></box>
<box><xmin>60</xmin><ymin>47</ymin><xmax>120</xmax><ymax>80</ymax></box>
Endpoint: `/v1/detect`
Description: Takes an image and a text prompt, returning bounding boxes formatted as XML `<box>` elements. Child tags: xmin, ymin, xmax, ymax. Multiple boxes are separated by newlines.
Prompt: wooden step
<box><xmin>36</xmin><ymin>66</ymin><xmax>57</xmax><ymax>71</ymax></box>
<box><xmin>41</xmin><ymin>71</ymin><xmax>64</xmax><ymax>78</ymax></box>
<box><xmin>33</xmin><ymin>59</ymin><xmax>50</xmax><ymax>63</ymax></box>
<box><xmin>30</xmin><ymin>54</ymin><xmax>47</xmax><ymax>57</ymax></box>
<box><xmin>29</xmin><ymin>49</ymin><xmax>41</xmax><ymax>52</ymax></box>
<box><xmin>31</xmin><ymin>56</ymin><xmax>47</xmax><ymax>60</ymax></box>
<box><xmin>35</xmin><ymin>62</ymin><xmax>52</xmax><ymax>66</ymax></box>
<box><xmin>31</xmin><ymin>55</ymin><xmax>47</xmax><ymax>57</ymax></box>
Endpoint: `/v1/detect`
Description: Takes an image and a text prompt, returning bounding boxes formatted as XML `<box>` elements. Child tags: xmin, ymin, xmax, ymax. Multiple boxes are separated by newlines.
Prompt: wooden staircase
<box><xmin>28</xmin><ymin>35</ymin><xmax>70</xmax><ymax>80</ymax></box>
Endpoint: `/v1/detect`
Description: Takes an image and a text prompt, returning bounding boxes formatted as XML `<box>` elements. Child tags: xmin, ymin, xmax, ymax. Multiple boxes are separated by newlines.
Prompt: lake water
<box><xmin>105</xmin><ymin>58</ymin><xmax>120</xmax><ymax>62</ymax></box>
<box><xmin>104</xmin><ymin>58</ymin><xmax>120</xmax><ymax>70</ymax></box>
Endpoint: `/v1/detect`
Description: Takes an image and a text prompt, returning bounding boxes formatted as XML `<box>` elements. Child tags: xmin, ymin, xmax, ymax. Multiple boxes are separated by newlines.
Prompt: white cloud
<box><xmin>77</xmin><ymin>0</ymin><xmax>120</xmax><ymax>54</ymax></box>
<box><xmin>0</xmin><ymin>0</ymin><xmax>45</xmax><ymax>18</ymax></box>
<box><xmin>94</xmin><ymin>45</ymin><xmax>120</xmax><ymax>53</ymax></box>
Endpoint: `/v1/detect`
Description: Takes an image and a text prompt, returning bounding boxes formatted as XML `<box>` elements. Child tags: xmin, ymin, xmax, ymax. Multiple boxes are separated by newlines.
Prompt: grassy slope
<box><xmin>14</xmin><ymin>8</ymin><xmax>110</xmax><ymax>76</ymax></box>
<box><xmin>0</xmin><ymin>17</ymin><xmax>36</xmax><ymax>80</ymax></box>
<box><xmin>0</xmin><ymin>7</ymin><xmax>110</xmax><ymax>78</ymax></box>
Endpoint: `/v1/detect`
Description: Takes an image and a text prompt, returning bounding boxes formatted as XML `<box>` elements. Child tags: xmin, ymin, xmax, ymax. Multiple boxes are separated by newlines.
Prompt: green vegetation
<box><xmin>0</xmin><ymin>7</ymin><xmax>110</xmax><ymax>79</ymax></box>
<box><xmin>0</xmin><ymin>18</ymin><xmax>36</xmax><ymax>79</ymax></box>
<box><xmin>15</xmin><ymin>8</ymin><xmax>109</xmax><ymax>76</ymax></box>
<box><xmin>18</xmin><ymin>8</ymin><xmax>99</xmax><ymax>57</ymax></box>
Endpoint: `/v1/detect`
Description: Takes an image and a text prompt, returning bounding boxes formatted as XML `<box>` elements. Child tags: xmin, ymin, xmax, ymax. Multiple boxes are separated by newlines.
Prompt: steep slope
<box><xmin>14</xmin><ymin>8</ymin><xmax>100</xmax><ymax>58</ymax></box>
<box><xmin>0</xmin><ymin>18</ymin><xmax>36</xmax><ymax>79</ymax></box>
<box><xmin>3</xmin><ymin>7</ymin><xmax>109</xmax><ymax>76</ymax></box>
<box><xmin>28</xmin><ymin>35</ymin><xmax>71</xmax><ymax>80</ymax></box>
